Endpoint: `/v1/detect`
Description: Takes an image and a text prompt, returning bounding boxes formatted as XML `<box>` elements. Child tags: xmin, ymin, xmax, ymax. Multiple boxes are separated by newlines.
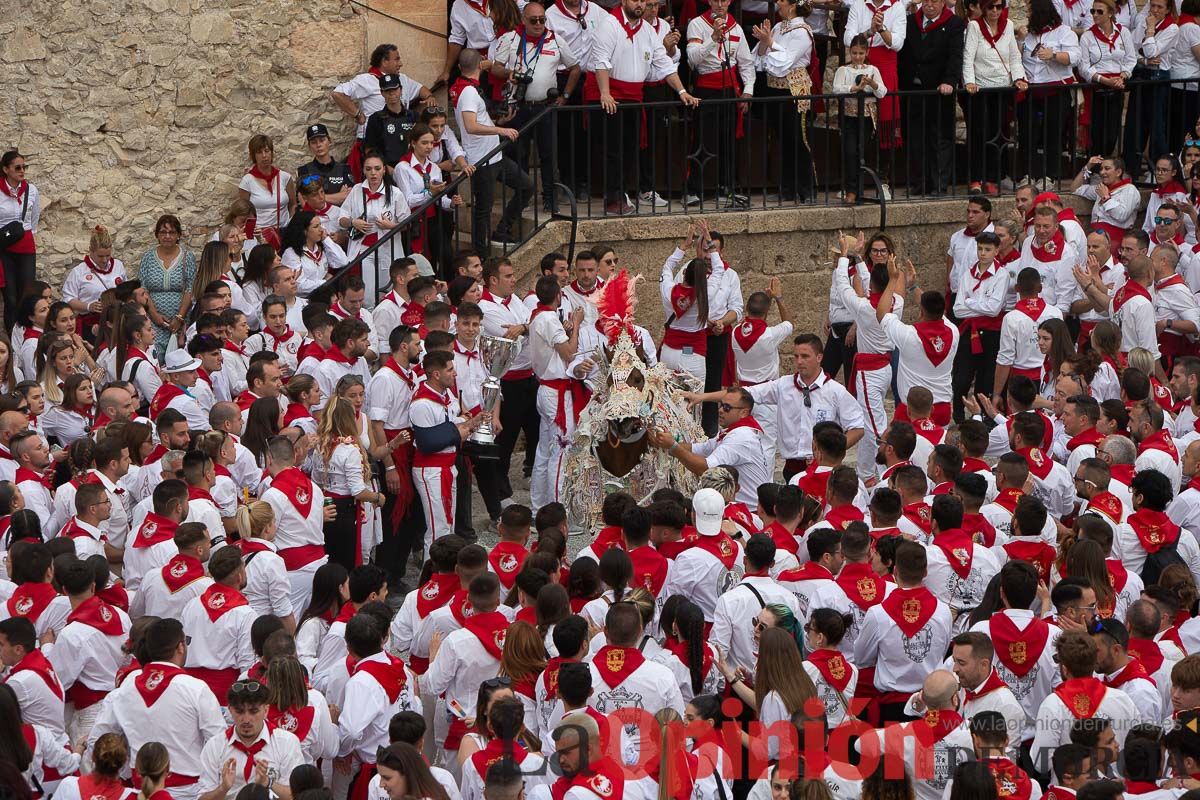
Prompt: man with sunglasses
<box><xmin>197</xmin><ymin>679</ymin><xmax>304</xmax><ymax>800</ymax></box>
<box><xmin>1090</xmin><ymin>617</ymin><xmax>1165</xmax><ymax>726</ymax></box>
<box><xmin>1073</xmin><ymin>458</ymin><xmax>1127</xmax><ymax>527</ymax></box>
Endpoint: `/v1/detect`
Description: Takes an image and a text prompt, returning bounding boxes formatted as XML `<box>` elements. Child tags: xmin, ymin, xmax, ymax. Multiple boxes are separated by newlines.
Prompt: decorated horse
<box><xmin>562</xmin><ymin>270</ymin><xmax>706</xmax><ymax>531</ymax></box>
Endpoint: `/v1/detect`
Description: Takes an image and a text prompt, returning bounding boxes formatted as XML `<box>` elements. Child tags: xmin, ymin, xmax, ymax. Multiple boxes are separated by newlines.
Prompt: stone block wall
<box><xmin>0</xmin><ymin>0</ymin><xmax>368</xmax><ymax>283</ymax></box>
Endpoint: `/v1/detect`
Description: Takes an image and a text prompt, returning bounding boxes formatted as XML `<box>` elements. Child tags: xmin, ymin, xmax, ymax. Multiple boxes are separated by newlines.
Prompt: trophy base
<box><xmin>464</xmin><ymin>440</ymin><xmax>501</xmax><ymax>461</ymax></box>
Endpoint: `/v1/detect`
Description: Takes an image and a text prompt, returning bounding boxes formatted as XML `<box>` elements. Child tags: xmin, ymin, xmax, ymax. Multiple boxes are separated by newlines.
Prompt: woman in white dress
<box><xmin>395</xmin><ymin>123</ymin><xmax>463</xmax><ymax>270</ymax></box>
<box><xmin>62</xmin><ymin>225</ymin><xmax>127</xmax><ymax>339</ymax></box>
<box><xmin>339</xmin><ymin>153</ymin><xmax>409</xmax><ymax>301</ymax></box>
<box><xmin>335</xmin><ymin>374</ymin><xmax>384</xmax><ymax>556</ymax></box>
<box><xmin>281</xmin><ymin>210</ymin><xmax>349</xmax><ymax>298</ymax></box>
<box><xmin>319</xmin><ymin>396</ymin><xmax>384</xmax><ymax>570</ymax></box>
<box><xmin>238</xmin><ymin>134</ymin><xmax>295</xmax><ymax>251</ymax></box>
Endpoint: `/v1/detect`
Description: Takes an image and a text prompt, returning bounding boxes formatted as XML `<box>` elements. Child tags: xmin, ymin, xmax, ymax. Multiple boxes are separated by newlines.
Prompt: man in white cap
<box><xmin>661</xmin><ymin>488</ymin><xmax>745</xmax><ymax>623</ymax></box>
<box><xmin>150</xmin><ymin>350</ymin><xmax>211</xmax><ymax>433</ymax></box>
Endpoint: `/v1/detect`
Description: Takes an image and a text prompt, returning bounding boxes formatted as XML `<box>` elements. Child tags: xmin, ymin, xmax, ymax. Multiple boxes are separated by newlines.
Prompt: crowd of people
<box><xmin>6</xmin><ymin>1</ymin><xmax>1200</xmax><ymax>800</ymax></box>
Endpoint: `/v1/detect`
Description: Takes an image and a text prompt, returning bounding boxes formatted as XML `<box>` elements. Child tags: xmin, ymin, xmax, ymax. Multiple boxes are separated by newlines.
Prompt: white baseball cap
<box><xmin>693</xmin><ymin>488</ymin><xmax>725</xmax><ymax>536</ymax></box>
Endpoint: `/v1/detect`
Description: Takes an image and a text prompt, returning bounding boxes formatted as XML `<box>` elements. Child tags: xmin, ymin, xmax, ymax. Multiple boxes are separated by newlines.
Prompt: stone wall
<box><xmin>0</xmin><ymin>0</ymin><xmax>368</xmax><ymax>283</ymax></box>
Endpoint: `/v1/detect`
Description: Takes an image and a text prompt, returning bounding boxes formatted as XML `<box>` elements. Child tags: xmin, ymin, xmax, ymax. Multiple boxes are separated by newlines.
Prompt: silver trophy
<box><xmin>466</xmin><ymin>335</ymin><xmax>521</xmax><ymax>458</ymax></box>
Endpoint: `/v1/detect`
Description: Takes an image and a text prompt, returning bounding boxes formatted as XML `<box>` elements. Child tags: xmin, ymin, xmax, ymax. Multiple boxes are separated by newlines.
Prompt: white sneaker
<box><xmin>682</xmin><ymin>193</ymin><xmax>702</xmax><ymax>207</ymax></box>
<box><xmin>638</xmin><ymin>191</ymin><xmax>669</xmax><ymax>208</ymax></box>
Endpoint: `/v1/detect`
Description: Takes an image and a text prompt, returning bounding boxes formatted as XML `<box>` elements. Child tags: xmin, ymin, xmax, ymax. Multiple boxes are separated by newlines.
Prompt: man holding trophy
<box><xmin>528</xmin><ymin>275</ymin><xmax>587</xmax><ymax>510</ymax></box>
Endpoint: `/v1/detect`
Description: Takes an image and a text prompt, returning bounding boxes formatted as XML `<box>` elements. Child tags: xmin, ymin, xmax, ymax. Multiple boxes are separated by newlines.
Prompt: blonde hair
<box><xmin>135</xmin><ymin>741</ymin><xmax>170</xmax><ymax>800</ymax></box>
<box><xmin>90</xmin><ymin>224</ymin><xmax>113</xmax><ymax>252</ymax></box>
<box><xmin>1092</xmin><ymin>0</ymin><xmax>1118</xmax><ymax>14</ymax></box>
<box><xmin>195</xmin><ymin>429</ymin><xmax>231</xmax><ymax>466</ymax></box>
<box><xmin>319</xmin><ymin>396</ymin><xmax>372</xmax><ymax>484</ymax></box>
<box><xmin>1127</xmin><ymin>347</ymin><xmax>1156</xmax><ymax>378</ymax></box>
<box><xmin>236</xmin><ymin>500</ymin><xmax>275</xmax><ymax>541</ymax></box>
<box><xmin>37</xmin><ymin>338</ymin><xmax>75</xmax><ymax>406</ymax></box>
<box><xmin>223</xmin><ymin>198</ymin><xmax>255</xmax><ymax>224</ymax></box>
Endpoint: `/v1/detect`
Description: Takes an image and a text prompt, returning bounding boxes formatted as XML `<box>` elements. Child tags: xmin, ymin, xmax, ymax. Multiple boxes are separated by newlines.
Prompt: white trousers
<box><xmin>751</xmin><ymin>401</ymin><xmax>780</xmax><ymax>477</ymax></box>
<box><xmin>854</xmin><ymin>363</ymin><xmax>892</xmax><ymax>479</ymax></box>
<box><xmin>660</xmin><ymin>344</ymin><xmax>706</xmax><ymax>382</ymax></box>
<box><xmin>531</xmin><ymin>386</ymin><xmax>577</xmax><ymax>511</ymax></box>
<box><xmin>413</xmin><ymin>463</ymin><xmax>457</xmax><ymax>551</ymax></box>
<box><xmin>284</xmin><ymin>556</ymin><xmax>326</xmax><ymax>621</ymax></box>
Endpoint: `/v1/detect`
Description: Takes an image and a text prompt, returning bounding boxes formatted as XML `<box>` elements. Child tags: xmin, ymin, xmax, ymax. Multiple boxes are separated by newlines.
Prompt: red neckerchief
<box><xmin>472</xmin><ymin>737</ymin><xmax>531</xmax><ymax>781</ymax></box>
<box><xmin>964</xmin><ymin>668</ymin><xmax>1009</xmax><ymax>702</ymax></box>
<box><xmin>1156</xmin><ymin>272</ymin><xmax>1187</xmax><ymax>291</ymax></box>
<box><xmin>236</xmin><ymin>538</ymin><xmax>272</xmax><ymax>557</ymax></box>
<box><xmin>161</xmin><ymin>553</ymin><xmax>206</xmax><ymax>593</ymax></box>
<box><xmin>974</xmin><ymin>15</ymin><xmax>1008</xmax><ymax>45</ymax></box>
<box><xmin>196</xmin><ymin>368</ymin><xmax>213</xmax><ymax>388</ymax></box>
<box><xmin>963</xmin><ymin>512</ymin><xmax>998</xmax><ymax>547</ymax></box>
<box><xmin>449</xmin><ymin>75</ymin><xmax>480</xmax><ymax>107</ymax></box>
<box><xmin>669</xmin><ymin>283</ymin><xmax>695</xmax><ymax>317</ymax></box>
<box><xmin>270</xmin><ymin>467</ymin><xmax>315</xmax><ymax>518</ymax></box>
<box><xmin>835</xmin><ymin>563</ymin><xmax>892</xmax><ymax>614</ymax></box>
<box><xmin>569</xmin><ymin>278</ymin><xmax>602</xmax><ymax>298</ymax></box>
<box><xmin>454</xmin><ymin>341</ymin><xmax>480</xmax><ymax>364</ymax></box>
<box><xmin>302</xmin><ymin>200</ymin><xmax>333</xmax><ymax>217</ymax></box>
<box><xmin>912</xmin><ymin>708</ymin><xmax>965</xmax><ymax>746</ymax></box>
<box><xmin>549</xmin><ymin>756</ymin><xmax>626</xmax><ymax>800</ymax></box>
<box><xmin>981</xmin><ymin>758</ymin><xmax>1034</xmax><ymax>800</ymax></box>
<box><xmin>612</xmin><ymin>5</ymin><xmax>643</xmax><ymax>39</ymax></box>
<box><xmin>795</xmin><ymin>463</ymin><xmax>832</xmax><ymax>504</ymax></box>
<box><xmin>723</xmin><ymin>502</ymin><xmax>760</xmax><ymax>536</ymax></box>
<box><xmin>807</xmin><ymin>648</ymin><xmax>853</xmax><ymax>692</ymax></box>
<box><xmin>84</xmin><ymin>255</ymin><xmax>115</xmax><ymax>275</ymax></box>
<box><xmin>733</xmin><ymin>318</ymin><xmax>768</xmax><ymax>352</ymax></box>
<box><xmin>967</xmin><ymin>261</ymin><xmax>999</xmax><ymax>291</ymax></box>
<box><xmin>1089</xmin><ymin>22</ymin><xmax>1122</xmax><ymax>50</ymax></box>
<box><xmin>764</xmin><ymin>520</ymin><xmax>799</xmax><ymax>554</ymax></box>
<box><xmin>880</xmin><ymin>586</ymin><xmax>938</xmax><ymax>637</ymax></box>
<box><xmin>1124</xmin><ymin>780</ymin><xmax>1162</xmax><ymax>796</ymax></box>
<box><xmin>248</xmin><ymin>164</ymin><xmax>279</xmax><ymax>184</ymax></box>
<box><xmin>67</xmin><ymin>595</ymin><xmax>124</xmax><ymax>635</ymax></box>
<box><xmin>75</xmin><ymin>775</ymin><xmax>133</xmax><ymax>800</ymax></box>
<box><xmin>717</xmin><ymin>415</ymin><xmax>763</xmax><ymax>441</ymax></box>
<box><xmin>14</xmin><ymin>466</ymin><xmax>50</xmax><ymax>489</ymax></box>
<box><xmin>188</xmin><ymin>485</ymin><xmax>216</xmax><ymax>506</ymax></box>
<box><xmin>1016</xmin><ymin>446</ymin><xmax>1053</xmax><ymax>481</ymax></box>
<box><xmin>658</xmin><ymin>527</ymin><xmax>699</xmax><ymax>560</ymax></box>
<box><xmin>199</xmin><ymin>583</ymin><xmax>250</xmax><ymax>622</ymax></box>
<box><xmin>488</xmin><ymin>541</ymin><xmax>529</xmax><ymax>584</ymax></box>
<box><xmin>9</xmin><ymin>649</ymin><xmax>64</xmax><ymax>700</ymax></box>
<box><xmin>932</xmin><ymin>528</ymin><xmax>975</xmax><ymax>578</ymax></box>
<box><xmin>62</xmin><ymin>516</ymin><xmax>105</xmax><ymax>543</ymax></box>
<box><xmin>912</xmin><ymin>416</ymin><xmax>946</xmax><ymax>445</ymax></box>
<box><xmin>1126</xmin><ymin>638</ymin><xmax>1165</xmax><ymax>675</ymax></box>
<box><xmin>462</xmin><ymin>610</ymin><xmax>509</xmax><ymax>659</ymax></box>
<box><xmin>1109</xmin><ymin>463</ymin><xmax>1135</xmax><ymax>485</ymax></box>
<box><xmin>1138</xmin><ymin>428</ymin><xmax>1179</xmax><ymax>461</ymax></box>
<box><xmin>919</xmin><ymin>5</ymin><xmax>955</xmax><ymax>32</ymax></box>
<box><xmin>6</xmin><ymin>582</ymin><xmax>57</xmax><ymax>621</ymax></box>
<box><xmin>1105</xmin><ymin>657</ymin><xmax>1155</xmax><ymax>690</ymax></box>
<box><xmin>448</xmin><ymin>589</ymin><xmax>474</xmax><ymax>628</ymax></box>
<box><xmin>264</xmin><ymin>326</ymin><xmax>295</xmax><ymax>351</ymax></box>
<box><xmin>0</xmin><ymin>179</ymin><xmax>27</xmax><ymax>201</ymax></box>
<box><xmin>593</xmin><ymin>645</ymin><xmax>647</xmax><ymax>688</ymax></box>
<box><xmin>351</xmin><ymin>651</ymin><xmax>409</xmax><ymax>703</ymax></box>
<box><xmin>990</xmin><ymin>613</ymin><xmax>1049</xmax><ymax>677</ymax></box>
<box><xmin>268</xmin><ymin>704</ymin><xmax>316</xmax><ymax>741</ymax></box>
<box><xmin>464</xmin><ymin>0</ymin><xmax>489</xmax><ymax>14</ymax></box>
<box><xmin>529</xmin><ymin>303</ymin><xmax>558</xmax><ymax>326</ymax></box>
<box><xmin>826</xmin><ymin>504</ymin><xmax>865</xmax><ymax>531</ymax></box>
<box><xmin>542</xmin><ymin>655</ymin><xmax>576</xmax><ymax>703</ymax></box>
<box><xmin>333</xmin><ymin>601</ymin><xmax>356</xmax><ymax>625</ymax></box>
<box><xmin>691</xmin><ymin>531</ymin><xmax>738</xmax><ymax>569</ymax></box>
<box><xmin>480</xmin><ymin>288</ymin><xmax>514</xmax><ymax>308</ymax></box>
<box><xmin>1031</xmin><ymin>231</ymin><xmax>1067</xmax><ymax>263</ymax></box>
<box><xmin>1003</xmin><ymin>539</ymin><xmax>1055</xmax><ymax>582</ymax></box>
<box><xmin>223</xmin><ymin>339</ymin><xmax>247</xmax><ymax>358</ymax></box>
<box><xmin>1014</xmin><ymin>297</ymin><xmax>1047</xmax><ymax>322</ymax></box>
<box><xmin>1127</xmin><ymin>508</ymin><xmax>1180</xmax><ymax>554</ymax></box>
<box><xmin>22</xmin><ymin>326</ymin><xmax>41</xmax><ymax>343</ymax></box>
<box><xmin>1113</xmin><ymin>280</ymin><xmax>1152</xmax><ymax>314</ymax></box>
<box><xmin>234</xmin><ymin>389</ymin><xmax>262</xmax><ymax>410</ymax></box>
<box><xmin>149</xmin><ymin>383</ymin><xmax>185</xmax><ymax>420</ymax></box>
<box><xmin>1155</xmin><ymin>179</ymin><xmax>1187</xmax><ymax>197</ymax></box>
<box><xmin>414</xmin><ymin>381</ymin><xmax>453</xmax><ymax>408</ymax></box>
<box><xmin>912</xmin><ymin>319</ymin><xmax>955</xmax><ymax>366</ymax></box>
<box><xmin>902</xmin><ymin>501</ymin><xmax>932</xmax><ymax>534</ymax></box>
<box><xmin>134</xmin><ymin>661</ymin><xmax>187</xmax><ymax>707</ymax></box>
<box><xmin>591</xmin><ymin>524</ymin><xmax>625</xmax><ymax>553</ymax></box>
<box><xmin>629</xmin><ymin>545</ymin><xmax>670</xmax><ymax>595</ymax></box>
<box><xmin>381</xmin><ymin>356</ymin><xmax>417</xmax><ymax>389</ymax></box>
<box><xmin>227</xmin><ymin>725</ymin><xmax>272</xmax><ymax>781</ymax></box>
<box><xmin>296</xmin><ymin>339</ymin><xmax>327</xmax><ymax>363</ymax></box>
<box><xmin>1066</xmin><ymin>426</ymin><xmax>1104</xmax><ymax>452</ymax></box>
<box><xmin>778</xmin><ymin>561</ymin><xmax>834</xmax><ymax>584</ymax></box>
<box><xmin>1083</xmin><ymin>491</ymin><xmax>1124</xmax><ymax>525</ymax></box>
<box><xmin>415</xmin><ymin>573</ymin><xmax>460</xmax><ymax>617</ymax></box>
<box><xmin>1054</xmin><ymin>677</ymin><xmax>1108</xmax><ymax>719</ymax></box>
<box><xmin>282</xmin><ymin>403</ymin><xmax>313</xmax><ymax>427</ymax></box>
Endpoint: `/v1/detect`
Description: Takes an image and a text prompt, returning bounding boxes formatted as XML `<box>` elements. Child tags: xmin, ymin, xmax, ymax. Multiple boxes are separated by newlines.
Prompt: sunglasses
<box><xmin>719</xmin><ymin>403</ymin><xmax>747</xmax><ymax>412</ymax></box>
<box><xmin>299</xmin><ymin>174</ymin><xmax>323</xmax><ymax>187</ymax></box>
<box><xmin>751</xmin><ymin>618</ymin><xmax>769</xmax><ymax>631</ymax></box>
<box><xmin>527</xmin><ymin>15</ymin><xmax>547</xmax><ymax>22</ymax></box>
<box><xmin>230</xmin><ymin>680</ymin><xmax>267</xmax><ymax>695</ymax></box>
<box><xmin>1155</xmin><ymin>216</ymin><xmax>1179</xmax><ymax>225</ymax></box>
<box><xmin>1090</xmin><ymin>7</ymin><xmax>1106</xmax><ymax>12</ymax></box>
<box><xmin>424</xmin><ymin>105</ymin><xmax>446</xmax><ymax>115</ymax></box>
<box><xmin>483</xmin><ymin>676</ymin><xmax>513</xmax><ymax>689</ymax></box>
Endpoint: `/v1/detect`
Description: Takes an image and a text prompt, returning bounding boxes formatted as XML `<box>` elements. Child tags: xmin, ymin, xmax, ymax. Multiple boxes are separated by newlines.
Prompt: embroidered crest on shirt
<box><xmin>170</xmin><ymin>561</ymin><xmax>188</xmax><ymax>578</ymax></box>
<box><xmin>857</xmin><ymin>577</ymin><xmax>878</xmax><ymax>601</ymax></box>
<box><xmin>902</xmin><ymin>597</ymin><xmax>922</xmax><ymax>624</ymax></box>
<box><xmin>145</xmin><ymin>669</ymin><xmax>166</xmax><ymax>692</ymax></box>
<box><xmin>296</xmin><ymin>487</ymin><xmax>310</xmax><ymax>506</ymax></box>
<box><xmin>1009</xmin><ymin>641</ymin><xmax>1028</xmax><ymax>665</ymax></box>
<box><xmin>931</xmin><ymin>335</ymin><xmax>946</xmax><ymax>353</ymax></box>
<box><xmin>14</xmin><ymin>597</ymin><xmax>32</xmax><ymax>615</ymax></box>
<box><xmin>606</xmin><ymin>648</ymin><xmax>625</xmax><ymax>673</ymax></box>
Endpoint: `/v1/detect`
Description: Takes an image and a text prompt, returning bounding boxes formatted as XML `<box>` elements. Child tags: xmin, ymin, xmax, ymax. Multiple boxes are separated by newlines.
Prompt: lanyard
<box><xmin>517</xmin><ymin>31</ymin><xmax>547</xmax><ymax>73</ymax></box>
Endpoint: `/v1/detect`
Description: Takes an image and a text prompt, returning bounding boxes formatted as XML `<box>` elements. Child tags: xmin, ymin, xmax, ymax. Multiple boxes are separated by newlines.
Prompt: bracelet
<box><xmin>677</xmin><ymin>89</ymin><xmax>687</xmax><ymax>97</ymax></box>
<box><xmin>385</xmin><ymin>465</ymin><xmax>396</xmax><ymax>472</ymax></box>
<box><xmin>728</xmin><ymin>676</ymin><xmax>741</xmax><ymax>687</ymax></box>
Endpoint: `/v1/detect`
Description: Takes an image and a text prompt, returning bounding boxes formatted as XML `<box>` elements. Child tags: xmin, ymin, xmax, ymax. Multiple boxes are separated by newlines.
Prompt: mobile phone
<box><xmin>855</xmin><ymin>74</ymin><xmax>864</xmax><ymax>85</ymax></box>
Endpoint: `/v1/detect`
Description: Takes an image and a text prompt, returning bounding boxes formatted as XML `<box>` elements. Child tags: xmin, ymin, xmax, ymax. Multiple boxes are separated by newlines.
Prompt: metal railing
<box><xmin>314</xmin><ymin>75</ymin><xmax>1196</xmax><ymax>302</ymax></box>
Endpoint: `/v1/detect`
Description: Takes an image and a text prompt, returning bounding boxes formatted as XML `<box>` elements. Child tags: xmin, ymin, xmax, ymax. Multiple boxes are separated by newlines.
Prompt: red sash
<box><xmin>1053</xmin><ymin>677</ymin><xmax>1107</xmax><ymax>719</ymax></box>
<box><xmin>593</xmin><ymin>645</ymin><xmax>646</xmax><ymax>689</ymax></box>
<box><xmin>990</xmin><ymin>613</ymin><xmax>1049</xmax><ymax>678</ymax></box>
<box><xmin>540</xmin><ymin>377</ymin><xmax>591</xmax><ymax>434</ymax></box>
<box><xmin>880</xmin><ymin>586</ymin><xmax>937</xmax><ymax>637</ymax></box>
<box><xmin>661</xmin><ymin>325</ymin><xmax>708</xmax><ymax>356</ymax></box>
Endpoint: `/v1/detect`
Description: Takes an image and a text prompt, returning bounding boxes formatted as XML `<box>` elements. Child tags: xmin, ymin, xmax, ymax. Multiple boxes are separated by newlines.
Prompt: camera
<box><xmin>503</xmin><ymin>68</ymin><xmax>535</xmax><ymax>113</ymax></box>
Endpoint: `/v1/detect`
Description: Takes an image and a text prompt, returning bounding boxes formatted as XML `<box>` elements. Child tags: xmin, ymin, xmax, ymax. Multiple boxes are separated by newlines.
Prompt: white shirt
<box><xmin>1076</xmin><ymin>181</ymin><xmax>1141</xmax><ymax>231</ymax></box>
<box><xmin>529</xmin><ymin>308</ymin><xmax>572</xmax><ymax>381</ymax></box>
<box><xmin>334</xmin><ymin>71</ymin><xmax>423</xmax><ymax>138</ymax></box>
<box><xmin>181</xmin><ymin>588</ymin><xmax>257</xmax><ymax>673</ymax></box>
<box><xmin>0</xmin><ymin>180</ymin><xmax>39</xmax><ymax>237</ymax></box>
<box><xmin>660</xmin><ymin>248</ymin><xmax>727</xmax><ymax>333</ymax></box>
<box><xmin>394</xmin><ymin>153</ymin><xmax>455</xmax><ymax>216</ymax></box>
<box><xmin>924</xmin><ymin>540</ymin><xmax>1001</xmax><ymax>617</ymax></box>
<box><xmin>970</xmin><ymin>610</ymin><xmax>1062</xmax><ymax>741</ymax></box>
<box><xmin>948</xmin><ymin>225</ymin><xmax>996</xmax><ymax>294</ymax></box>
<box><xmin>198</xmin><ymin>725</ymin><xmax>305</xmax><ymax>800</ymax></box>
<box><xmin>590</xmin><ymin>7</ymin><xmax>678</xmax><ymax>86</ymax></box>
<box><xmin>854</xmin><ymin>589</ymin><xmax>953</xmax><ymax>693</ymax></box>
<box><xmin>1133</xmin><ymin>17</ymin><xmax>1178</xmax><ymax>69</ymax></box>
<box><xmin>336</xmin><ymin>651</ymin><xmax>421</xmax><ymax>761</ymax></box>
<box><xmin>423</xmin><ymin>625</ymin><xmax>502</xmax><ymax>734</ymax></box>
<box><xmin>238</xmin><ymin>170</ymin><xmax>292</xmax><ymax>231</ymax></box>
<box><xmin>755</xmin><ymin>19</ymin><xmax>815</xmax><ymax>79</ymax></box>
<box><xmin>454</xmin><ymin>84</ymin><xmax>501</xmax><ymax>167</ymax></box>
<box><xmin>732</xmin><ymin>319</ymin><xmax>793</xmax><ymax>385</ymax></box>
<box><xmin>844</xmin><ymin>0</ymin><xmax>907</xmax><ymax>50</ymax></box>
<box><xmin>89</xmin><ymin>663</ymin><xmax>225</xmax><ymax>781</ymax></box>
<box><xmin>587</xmin><ymin>652</ymin><xmax>685</xmax><ymax>765</ymax></box>
<box><xmin>1030</xmin><ymin>680</ymin><xmax>1139</xmax><ymax>757</ymax></box>
<box><xmin>46</xmin><ymin>602</ymin><xmax>131</xmax><ymax>701</ymax></box>
<box><xmin>710</xmin><ymin>576</ymin><xmax>800</xmax><ymax>677</ymax></box>
<box><xmin>5</xmin><ymin>654</ymin><xmax>66</xmax><ymax>735</ymax></box>
<box><xmin>998</xmin><ymin>301</ymin><xmax>1064</xmax><ymax>370</ymax></box>
<box><xmin>963</xmin><ymin>19</ymin><xmax>1026</xmax><ymax>87</ymax></box>
<box><xmin>746</xmin><ymin>372</ymin><xmax>865</xmax><ymax>460</ymax></box>
<box><xmin>802</xmin><ymin>657</ymin><xmax>859</xmax><ymax>728</ymax></box>
<box><xmin>494</xmin><ymin>28</ymin><xmax>578</xmax><ymax>103</ymax></box>
<box><xmin>1107</xmin><ymin>284</ymin><xmax>1160</xmax><ymax>358</ymax></box>
<box><xmin>953</xmin><ymin>262</ymin><xmax>1010</xmax><ymax>320</ymax></box>
<box><xmin>881</xmin><ymin>313</ymin><xmax>959</xmax><ymax>405</ymax></box>
<box><xmin>667</xmin><ymin>536</ymin><xmax>746</xmax><ymax>621</ymax></box>
<box><xmin>281</xmin><ymin>239</ymin><xmax>348</xmax><ymax>297</ymax></box>
<box><xmin>479</xmin><ymin>290</ymin><xmax>534</xmax><ymax>376</ymax></box>
<box><xmin>340</xmin><ymin>181</ymin><xmax>410</xmax><ymax>261</ymax></box>
<box><xmin>448</xmin><ymin>0</ymin><xmax>495</xmax><ymax>49</ymax></box>
<box><xmin>546</xmin><ymin>0</ymin><xmax>608</xmax><ymax>70</ymax></box>
<box><xmin>833</xmin><ymin>259</ymin><xmax>904</xmax><ymax>355</ymax></box>
<box><xmin>240</xmin><ymin>539</ymin><xmax>295</xmax><ymax>620</ymax></box>
<box><xmin>1079</xmin><ymin>23</ymin><xmax>1137</xmax><ymax>81</ymax></box>
<box><xmin>691</xmin><ymin>423</ymin><xmax>770</xmax><ymax>508</ymax></box>
<box><xmin>1064</xmin><ymin>259</ymin><xmax>1126</xmax><ymax>324</ymax></box>
<box><xmin>686</xmin><ymin>13</ymin><xmax>756</xmax><ymax>94</ymax></box>
<box><xmin>62</xmin><ymin>259</ymin><xmax>128</xmax><ymax>309</ymax></box>
<box><xmin>865</xmin><ymin>718</ymin><xmax>973</xmax><ymax>800</ymax></box>
<box><xmin>1021</xmin><ymin>25</ymin><xmax>1081</xmax><ymax>83</ymax></box>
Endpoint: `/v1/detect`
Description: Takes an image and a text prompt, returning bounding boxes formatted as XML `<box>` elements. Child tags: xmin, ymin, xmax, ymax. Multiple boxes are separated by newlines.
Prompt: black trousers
<box><xmin>821</xmin><ymin>321</ymin><xmax>856</xmax><ymax>384</ymax></box>
<box><xmin>840</xmin><ymin>111</ymin><xmax>873</xmax><ymax>196</ymax></box>
<box><xmin>454</xmin><ymin>450</ymin><xmax>505</xmax><ymax>535</ymax></box>
<box><xmin>761</xmin><ymin>84</ymin><xmax>814</xmax><ymax>200</ymax></box>
<box><xmin>469</xmin><ymin>157</ymin><xmax>532</xmax><ymax>250</ymax></box>
<box><xmin>1017</xmin><ymin>90</ymin><xmax>1071</xmax><ymax>181</ymax></box>
<box><xmin>701</xmin><ymin>331</ymin><xmax>730</xmax><ymax>437</ymax></box>
<box><xmin>324</xmin><ymin>497</ymin><xmax>361</xmax><ymax>572</ymax></box>
<box><xmin>952</xmin><ymin>329</ymin><xmax>1001</xmax><ymax>422</ymax></box>
<box><xmin>596</xmin><ymin>105</ymin><xmax>641</xmax><ymax>203</ymax></box>
<box><xmin>906</xmin><ymin>92</ymin><xmax>956</xmax><ymax>192</ymax></box>
<box><xmin>377</xmin><ymin>478</ymin><xmax>427</xmax><ymax>589</ymax></box>
<box><xmin>496</xmin><ymin>375</ymin><xmax>539</xmax><ymax>497</ymax></box>
<box><xmin>965</xmin><ymin>91</ymin><xmax>1010</xmax><ymax>185</ymax></box>
<box><xmin>1089</xmin><ymin>87</ymin><xmax>1124</xmax><ymax>160</ymax></box>
<box><xmin>0</xmin><ymin>250</ymin><xmax>35</xmax><ymax>334</ymax></box>
<box><xmin>512</xmin><ymin>103</ymin><xmax>557</xmax><ymax>207</ymax></box>
<box><xmin>687</xmin><ymin>85</ymin><xmax>740</xmax><ymax>197</ymax></box>
<box><xmin>556</xmin><ymin>75</ymin><xmax>589</xmax><ymax>194</ymax></box>
<box><xmin>1123</xmin><ymin>68</ymin><xmax>1170</xmax><ymax>180</ymax></box>
<box><xmin>639</xmin><ymin>83</ymin><xmax>674</xmax><ymax>196</ymax></box>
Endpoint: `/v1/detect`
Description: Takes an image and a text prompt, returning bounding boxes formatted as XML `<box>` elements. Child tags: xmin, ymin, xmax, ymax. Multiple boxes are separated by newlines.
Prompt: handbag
<box><xmin>0</xmin><ymin>186</ymin><xmax>29</xmax><ymax>250</ymax></box>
